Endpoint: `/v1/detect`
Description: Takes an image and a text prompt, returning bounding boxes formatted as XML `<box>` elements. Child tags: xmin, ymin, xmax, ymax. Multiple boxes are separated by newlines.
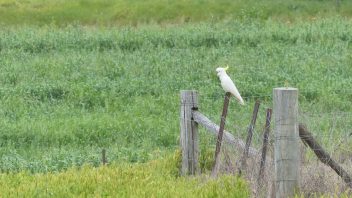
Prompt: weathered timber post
<box><xmin>102</xmin><ymin>149</ymin><xmax>107</xmax><ymax>165</ymax></box>
<box><xmin>180</xmin><ymin>90</ymin><xmax>199</xmax><ymax>175</ymax></box>
<box><xmin>258</xmin><ymin>108</ymin><xmax>272</xmax><ymax>184</ymax></box>
<box><xmin>299</xmin><ymin>124</ymin><xmax>352</xmax><ymax>188</ymax></box>
<box><xmin>192</xmin><ymin>110</ymin><xmax>259</xmax><ymax>156</ymax></box>
<box><xmin>239</xmin><ymin>100</ymin><xmax>260</xmax><ymax>175</ymax></box>
<box><xmin>273</xmin><ymin>88</ymin><xmax>300</xmax><ymax>197</ymax></box>
<box><xmin>211</xmin><ymin>92</ymin><xmax>231</xmax><ymax>177</ymax></box>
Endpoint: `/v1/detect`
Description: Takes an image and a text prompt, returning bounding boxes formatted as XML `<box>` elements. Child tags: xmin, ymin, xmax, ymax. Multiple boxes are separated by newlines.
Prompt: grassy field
<box><xmin>0</xmin><ymin>0</ymin><xmax>352</xmax><ymax>26</ymax></box>
<box><xmin>0</xmin><ymin>154</ymin><xmax>249</xmax><ymax>197</ymax></box>
<box><xmin>1</xmin><ymin>0</ymin><xmax>352</xmax><ymax>196</ymax></box>
<box><xmin>1</xmin><ymin>17</ymin><xmax>352</xmax><ymax>173</ymax></box>
<box><xmin>0</xmin><ymin>18</ymin><xmax>352</xmax><ymax>186</ymax></box>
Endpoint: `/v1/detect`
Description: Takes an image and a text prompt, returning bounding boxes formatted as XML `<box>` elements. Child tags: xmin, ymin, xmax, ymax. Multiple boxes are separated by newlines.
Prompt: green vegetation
<box><xmin>1</xmin><ymin>1</ymin><xmax>352</xmax><ymax>196</ymax></box>
<box><xmin>0</xmin><ymin>0</ymin><xmax>352</xmax><ymax>26</ymax></box>
<box><xmin>1</xmin><ymin>18</ymin><xmax>352</xmax><ymax>173</ymax></box>
<box><xmin>0</xmin><ymin>154</ymin><xmax>250</xmax><ymax>197</ymax></box>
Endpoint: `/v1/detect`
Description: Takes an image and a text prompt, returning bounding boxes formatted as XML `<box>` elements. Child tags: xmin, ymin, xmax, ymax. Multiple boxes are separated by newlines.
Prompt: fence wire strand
<box><xmin>188</xmin><ymin>95</ymin><xmax>352</xmax><ymax>196</ymax></box>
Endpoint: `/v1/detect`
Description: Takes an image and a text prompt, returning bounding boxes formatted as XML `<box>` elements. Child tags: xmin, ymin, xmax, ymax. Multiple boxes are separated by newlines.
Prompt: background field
<box><xmin>1</xmin><ymin>18</ymin><xmax>352</xmax><ymax>172</ymax></box>
<box><xmin>1</xmin><ymin>0</ymin><xmax>352</xmax><ymax>26</ymax></box>
<box><xmin>1</xmin><ymin>0</ymin><xmax>352</xmax><ymax>196</ymax></box>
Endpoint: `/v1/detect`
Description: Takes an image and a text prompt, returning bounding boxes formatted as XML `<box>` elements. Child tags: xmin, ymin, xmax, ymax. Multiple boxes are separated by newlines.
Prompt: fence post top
<box><xmin>273</xmin><ymin>87</ymin><xmax>298</xmax><ymax>91</ymax></box>
<box><xmin>180</xmin><ymin>90</ymin><xmax>197</xmax><ymax>93</ymax></box>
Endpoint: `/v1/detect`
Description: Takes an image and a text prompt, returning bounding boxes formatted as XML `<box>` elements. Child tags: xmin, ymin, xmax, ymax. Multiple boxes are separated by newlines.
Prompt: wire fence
<box><xmin>181</xmin><ymin>91</ymin><xmax>352</xmax><ymax>196</ymax></box>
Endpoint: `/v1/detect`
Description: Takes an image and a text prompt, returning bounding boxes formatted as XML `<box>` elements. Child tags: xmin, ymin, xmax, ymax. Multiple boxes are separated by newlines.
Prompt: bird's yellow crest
<box><xmin>224</xmin><ymin>65</ymin><xmax>229</xmax><ymax>71</ymax></box>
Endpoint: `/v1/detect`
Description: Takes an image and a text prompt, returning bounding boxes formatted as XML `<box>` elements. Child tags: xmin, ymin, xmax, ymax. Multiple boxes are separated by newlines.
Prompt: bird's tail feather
<box><xmin>237</xmin><ymin>97</ymin><xmax>245</xmax><ymax>105</ymax></box>
<box><xmin>231</xmin><ymin>92</ymin><xmax>245</xmax><ymax>105</ymax></box>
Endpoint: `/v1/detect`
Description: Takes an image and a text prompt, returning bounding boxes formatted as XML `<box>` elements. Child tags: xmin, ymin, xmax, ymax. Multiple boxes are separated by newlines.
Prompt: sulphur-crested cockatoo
<box><xmin>216</xmin><ymin>66</ymin><xmax>245</xmax><ymax>105</ymax></box>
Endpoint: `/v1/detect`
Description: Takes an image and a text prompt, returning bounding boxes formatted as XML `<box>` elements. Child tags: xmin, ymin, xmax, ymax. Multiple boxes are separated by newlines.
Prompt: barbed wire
<box><xmin>140</xmin><ymin>90</ymin><xmax>352</xmax><ymax>195</ymax></box>
<box><xmin>193</xmin><ymin>112</ymin><xmax>352</xmax><ymax>195</ymax></box>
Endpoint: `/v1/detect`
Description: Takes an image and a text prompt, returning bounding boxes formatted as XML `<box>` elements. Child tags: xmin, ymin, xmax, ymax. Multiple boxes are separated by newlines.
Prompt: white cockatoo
<box><xmin>216</xmin><ymin>66</ymin><xmax>245</xmax><ymax>105</ymax></box>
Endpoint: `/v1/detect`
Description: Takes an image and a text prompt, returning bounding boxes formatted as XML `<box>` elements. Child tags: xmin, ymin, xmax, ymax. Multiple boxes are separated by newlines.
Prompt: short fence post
<box><xmin>273</xmin><ymin>88</ymin><xmax>300</xmax><ymax>197</ymax></box>
<box><xmin>258</xmin><ymin>108</ymin><xmax>272</xmax><ymax>185</ymax></box>
<box><xmin>102</xmin><ymin>149</ymin><xmax>107</xmax><ymax>165</ymax></box>
<box><xmin>180</xmin><ymin>90</ymin><xmax>199</xmax><ymax>175</ymax></box>
<box><xmin>239</xmin><ymin>100</ymin><xmax>260</xmax><ymax>175</ymax></box>
<box><xmin>299</xmin><ymin>124</ymin><xmax>352</xmax><ymax>188</ymax></box>
<box><xmin>211</xmin><ymin>92</ymin><xmax>231</xmax><ymax>177</ymax></box>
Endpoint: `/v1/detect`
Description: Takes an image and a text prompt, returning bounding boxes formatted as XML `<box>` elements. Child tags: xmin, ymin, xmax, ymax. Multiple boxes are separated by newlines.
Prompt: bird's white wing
<box><xmin>221</xmin><ymin>75</ymin><xmax>245</xmax><ymax>105</ymax></box>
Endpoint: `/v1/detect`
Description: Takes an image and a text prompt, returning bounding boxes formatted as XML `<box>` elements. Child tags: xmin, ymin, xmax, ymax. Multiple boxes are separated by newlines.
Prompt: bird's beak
<box><xmin>224</xmin><ymin>65</ymin><xmax>229</xmax><ymax>71</ymax></box>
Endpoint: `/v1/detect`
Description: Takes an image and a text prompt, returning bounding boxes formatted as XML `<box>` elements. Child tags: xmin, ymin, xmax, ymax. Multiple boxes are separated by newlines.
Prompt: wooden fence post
<box><xmin>258</xmin><ymin>108</ymin><xmax>272</xmax><ymax>185</ymax></box>
<box><xmin>102</xmin><ymin>149</ymin><xmax>107</xmax><ymax>165</ymax></box>
<box><xmin>180</xmin><ymin>90</ymin><xmax>199</xmax><ymax>175</ymax></box>
<box><xmin>192</xmin><ymin>110</ymin><xmax>258</xmax><ymax>156</ymax></box>
<box><xmin>239</xmin><ymin>100</ymin><xmax>260</xmax><ymax>175</ymax></box>
<box><xmin>299</xmin><ymin>124</ymin><xmax>352</xmax><ymax>188</ymax></box>
<box><xmin>273</xmin><ymin>88</ymin><xmax>300</xmax><ymax>197</ymax></box>
<box><xmin>211</xmin><ymin>92</ymin><xmax>231</xmax><ymax>177</ymax></box>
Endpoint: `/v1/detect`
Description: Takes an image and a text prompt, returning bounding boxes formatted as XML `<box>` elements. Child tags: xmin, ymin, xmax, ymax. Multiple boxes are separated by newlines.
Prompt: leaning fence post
<box><xmin>299</xmin><ymin>124</ymin><xmax>352</xmax><ymax>188</ymax></box>
<box><xmin>239</xmin><ymin>100</ymin><xmax>260</xmax><ymax>175</ymax></box>
<box><xmin>258</xmin><ymin>108</ymin><xmax>272</xmax><ymax>185</ymax></box>
<box><xmin>211</xmin><ymin>92</ymin><xmax>231</xmax><ymax>177</ymax></box>
<box><xmin>180</xmin><ymin>90</ymin><xmax>199</xmax><ymax>175</ymax></box>
<box><xmin>273</xmin><ymin>88</ymin><xmax>300</xmax><ymax>197</ymax></box>
<box><xmin>102</xmin><ymin>148</ymin><xmax>107</xmax><ymax>165</ymax></box>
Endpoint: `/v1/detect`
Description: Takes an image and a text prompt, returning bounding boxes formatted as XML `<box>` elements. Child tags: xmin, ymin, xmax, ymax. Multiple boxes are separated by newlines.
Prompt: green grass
<box><xmin>1</xmin><ymin>1</ymin><xmax>351</xmax><ymax>196</ymax></box>
<box><xmin>0</xmin><ymin>18</ymin><xmax>352</xmax><ymax>173</ymax></box>
<box><xmin>0</xmin><ymin>153</ymin><xmax>250</xmax><ymax>197</ymax></box>
<box><xmin>1</xmin><ymin>2</ymin><xmax>352</xmax><ymax>197</ymax></box>
<box><xmin>1</xmin><ymin>0</ymin><xmax>352</xmax><ymax>26</ymax></box>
